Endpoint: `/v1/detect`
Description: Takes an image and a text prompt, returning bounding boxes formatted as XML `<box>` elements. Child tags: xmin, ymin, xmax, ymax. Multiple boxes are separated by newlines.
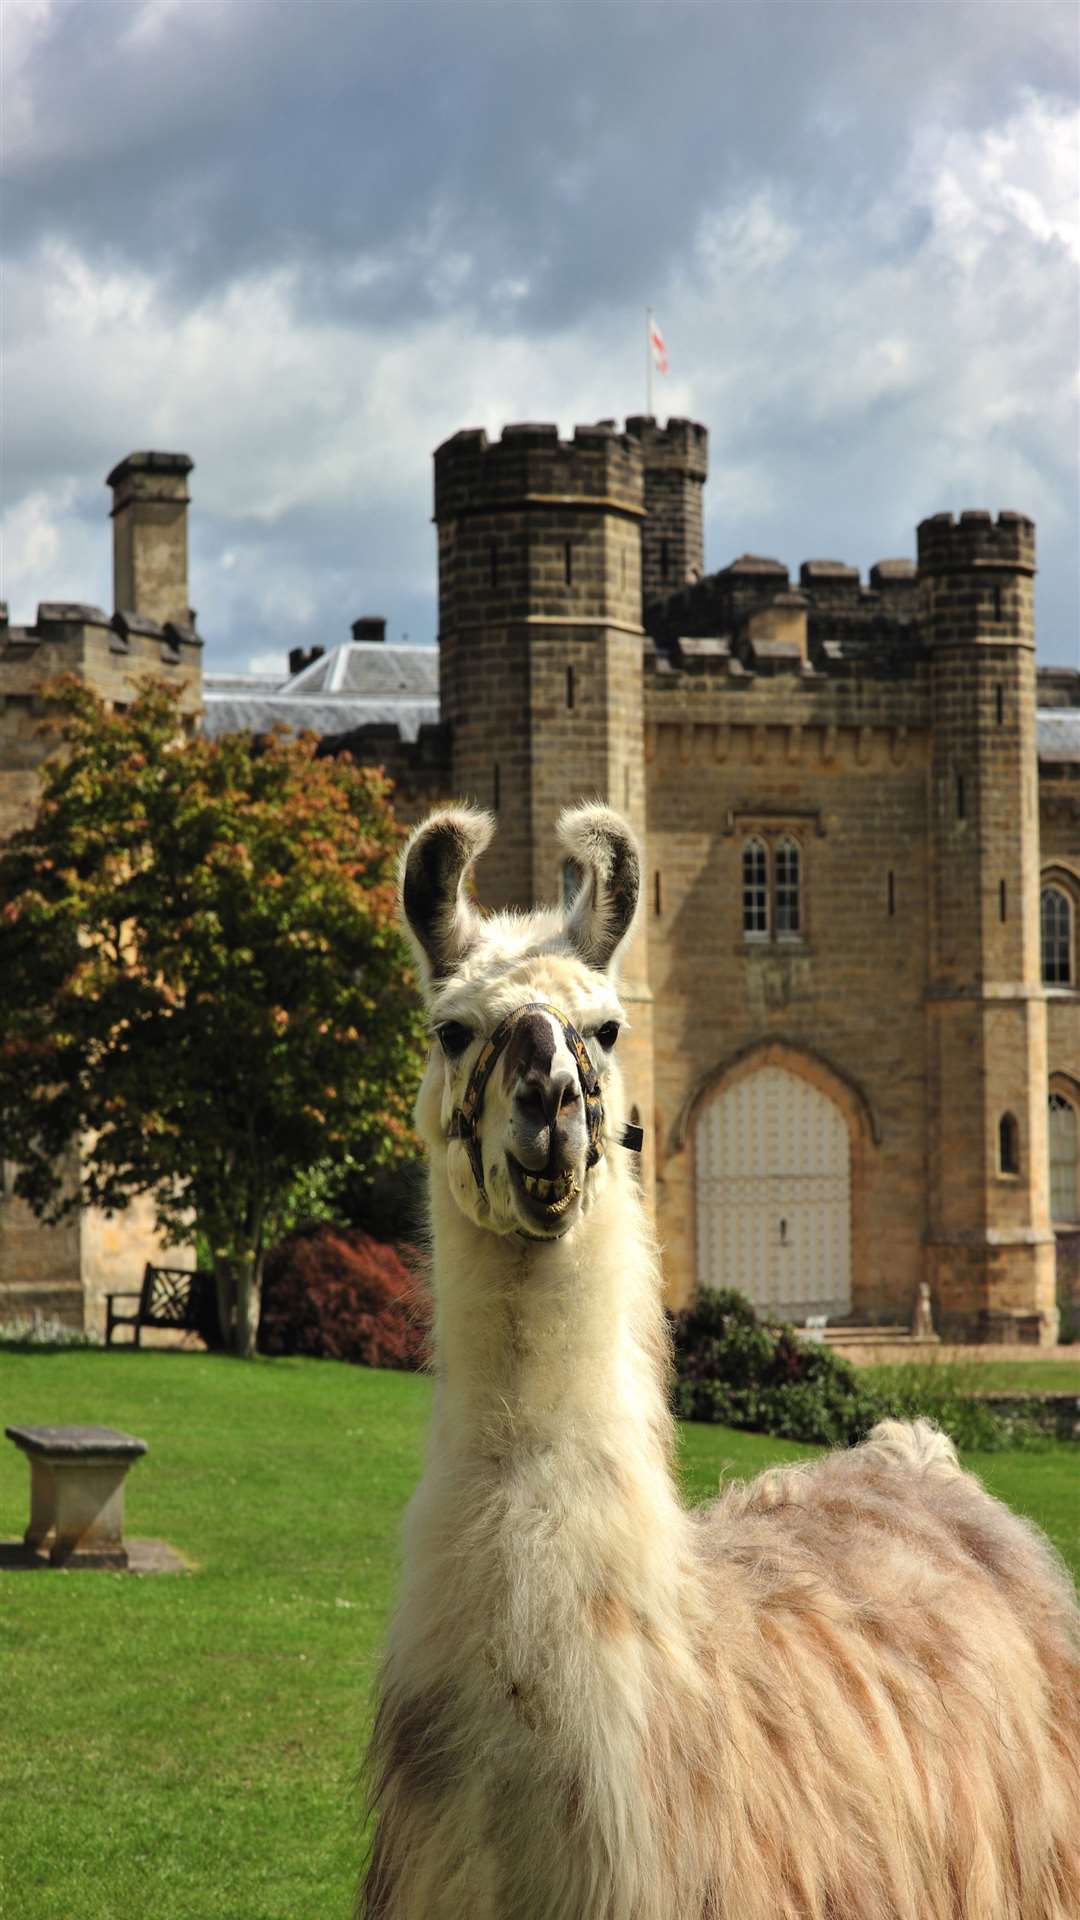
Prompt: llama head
<box><xmin>400</xmin><ymin>802</ymin><xmax>640</xmax><ymax>1241</ymax></box>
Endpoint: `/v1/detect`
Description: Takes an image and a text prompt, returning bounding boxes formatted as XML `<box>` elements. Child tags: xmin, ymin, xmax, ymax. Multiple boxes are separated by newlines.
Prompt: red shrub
<box><xmin>258</xmin><ymin>1223</ymin><xmax>429</xmax><ymax>1369</ymax></box>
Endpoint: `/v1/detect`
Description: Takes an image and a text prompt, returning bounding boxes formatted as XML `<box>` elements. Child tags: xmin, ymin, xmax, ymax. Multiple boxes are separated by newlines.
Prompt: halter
<box><xmin>447</xmin><ymin>1000</ymin><xmax>644</xmax><ymax>1197</ymax></box>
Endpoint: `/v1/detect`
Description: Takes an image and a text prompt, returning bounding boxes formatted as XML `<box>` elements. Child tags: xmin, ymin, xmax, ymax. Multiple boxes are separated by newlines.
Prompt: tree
<box><xmin>0</xmin><ymin>678</ymin><xmax>427</xmax><ymax>1355</ymax></box>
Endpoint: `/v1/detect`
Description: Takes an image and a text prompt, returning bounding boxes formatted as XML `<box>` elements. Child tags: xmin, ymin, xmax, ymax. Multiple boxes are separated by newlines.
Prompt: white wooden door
<box><xmin>695</xmin><ymin>1067</ymin><xmax>851</xmax><ymax>1319</ymax></box>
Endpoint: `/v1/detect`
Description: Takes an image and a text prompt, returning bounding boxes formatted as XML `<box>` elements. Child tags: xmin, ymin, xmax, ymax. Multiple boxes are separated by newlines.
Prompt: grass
<box><xmin>863</xmin><ymin>1358</ymin><xmax>1080</xmax><ymax>1395</ymax></box>
<box><xmin>1</xmin><ymin>1351</ymin><xmax>1077</xmax><ymax>1920</ymax></box>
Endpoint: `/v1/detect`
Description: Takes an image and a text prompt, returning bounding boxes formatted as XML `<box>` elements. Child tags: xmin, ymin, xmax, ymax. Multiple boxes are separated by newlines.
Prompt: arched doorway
<box><xmin>694</xmin><ymin>1066</ymin><xmax>852</xmax><ymax>1318</ymax></box>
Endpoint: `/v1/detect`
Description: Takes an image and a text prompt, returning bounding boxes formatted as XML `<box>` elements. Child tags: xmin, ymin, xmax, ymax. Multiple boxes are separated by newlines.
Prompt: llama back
<box><xmin>686</xmin><ymin>1419</ymin><xmax>1080</xmax><ymax>1919</ymax></box>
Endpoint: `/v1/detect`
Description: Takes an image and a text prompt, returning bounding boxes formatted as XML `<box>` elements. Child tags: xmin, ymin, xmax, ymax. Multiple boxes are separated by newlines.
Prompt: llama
<box><xmin>360</xmin><ymin>802</ymin><xmax>1080</xmax><ymax>1920</ymax></box>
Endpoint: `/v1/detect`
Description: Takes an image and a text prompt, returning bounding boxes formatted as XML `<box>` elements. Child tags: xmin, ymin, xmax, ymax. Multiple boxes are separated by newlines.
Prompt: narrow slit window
<box><xmin>956</xmin><ymin>772</ymin><xmax>966</xmax><ymax>820</ymax></box>
<box><xmin>998</xmin><ymin>1112</ymin><xmax>1020</xmax><ymax>1176</ymax></box>
<box><xmin>992</xmin><ymin>585</ymin><xmax>1003</xmax><ymax>621</ymax></box>
<box><xmin>654</xmin><ymin>870</ymin><xmax>663</xmax><ymax>918</ymax></box>
<box><xmin>1049</xmin><ymin>1093</ymin><xmax>1079</xmax><ymax>1221</ymax></box>
<box><xmin>742</xmin><ymin>838</ymin><xmax>769</xmax><ymax>938</ymax></box>
<box><xmin>623</xmin><ymin>764</ymin><xmax>630</xmax><ymax>809</ymax></box>
<box><xmin>887</xmin><ymin>870</ymin><xmax>896</xmax><ymax>917</ymax></box>
<box><xmin>1041</xmin><ymin>886</ymin><xmax>1072</xmax><ymax>984</ymax></box>
<box><xmin>775</xmin><ymin>837</ymin><xmax>801</xmax><ymax>937</ymax></box>
<box><xmin>564</xmin><ymin>542</ymin><xmax>573</xmax><ymax>587</ymax></box>
<box><xmin>995</xmin><ymin>684</ymin><xmax>1004</xmax><ymax>725</ymax></box>
<box><xmin>660</xmin><ymin>538</ymin><xmax>670</xmax><ymax>580</ymax></box>
<box><xmin>566</xmin><ymin>664</ymin><xmax>575</xmax><ymax>710</ymax></box>
<box><xmin>999</xmin><ymin>879</ymin><xmax>1007</xmax><ymax>923</ymax></box>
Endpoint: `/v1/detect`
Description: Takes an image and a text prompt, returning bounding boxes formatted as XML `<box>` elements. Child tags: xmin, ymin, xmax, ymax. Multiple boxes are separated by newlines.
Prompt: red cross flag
<box><xmin>649</xmin><ymin>314</ymin><xmax>669</xmax><ymax>375</ymax></box>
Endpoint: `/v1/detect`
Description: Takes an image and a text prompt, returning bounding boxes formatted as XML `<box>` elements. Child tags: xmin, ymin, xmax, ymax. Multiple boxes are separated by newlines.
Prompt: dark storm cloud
<box><xmin>4</xmin><ymin>0</ymin><xmax>1077</xmax><ymax>671</ymax></box>
<box><xmin>10</xmin><ymin>0</ymin><xmax>1074</xmax><ymax>328</ymax></box>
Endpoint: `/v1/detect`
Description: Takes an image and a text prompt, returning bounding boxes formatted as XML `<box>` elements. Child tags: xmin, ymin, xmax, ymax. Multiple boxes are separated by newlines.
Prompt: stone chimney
<box><xmin>288</xmin><ymin>645</ymin><xmax>325</xmax><ymax>677</ymax></box>
<box><xmin>351</xmin><ymin>616</ymin><xmax>386</xmax><ymax>643</ymax></box>
<box><xmin>107</xmin><ymin>451</ymin><xmax>193</xmax><ymax>628</ymax></box>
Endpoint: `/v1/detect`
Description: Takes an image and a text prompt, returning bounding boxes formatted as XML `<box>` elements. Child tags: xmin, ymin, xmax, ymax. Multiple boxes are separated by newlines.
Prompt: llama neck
<box><xmin>381</xmin><ymin>1174</ymin><xmax>714</xmax><ymax>1920</ymax></box>
<box><xmin>426</xmin><ymin>1175</ymin><xmax>674</xmax><ymax>1467</ymax></box>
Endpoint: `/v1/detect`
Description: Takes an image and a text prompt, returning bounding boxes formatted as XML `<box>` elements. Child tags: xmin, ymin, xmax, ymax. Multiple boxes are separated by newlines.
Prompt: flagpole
<box><xmin>646</xmin><ymin>306</ymin><xmax>653</xmax><ymax>417</ymax></box>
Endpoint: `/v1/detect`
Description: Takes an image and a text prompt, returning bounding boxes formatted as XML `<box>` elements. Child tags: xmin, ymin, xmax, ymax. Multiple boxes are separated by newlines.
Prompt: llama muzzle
<box><xmin>447</xmin><ymin>1000</ymin><xmax>642</xmax><ymax>1207</ymax></box>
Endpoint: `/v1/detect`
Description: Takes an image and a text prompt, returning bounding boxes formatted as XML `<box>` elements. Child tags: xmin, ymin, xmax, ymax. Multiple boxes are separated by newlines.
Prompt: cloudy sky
<box><xmin>4</xmin><ymin>0</ymin><xmax>1078</xmax><ymax>673</ymax></box>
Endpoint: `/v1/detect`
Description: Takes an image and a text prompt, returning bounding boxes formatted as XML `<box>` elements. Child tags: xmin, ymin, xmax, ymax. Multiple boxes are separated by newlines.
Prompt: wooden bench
<box><xmin>105</xmin><ymin>1263</ymin><xmax>220</xmax><ymax>1349</ymax></box>
<box><xmin>5</xmin><ymin>1423</ymin><xmax>148</xmax><ymax>1567</ymax></box>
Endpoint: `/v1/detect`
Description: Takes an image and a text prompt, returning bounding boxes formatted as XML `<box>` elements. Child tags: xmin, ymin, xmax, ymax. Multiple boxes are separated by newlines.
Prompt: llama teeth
<box><xmin>537</xmin><ymin>1178</ymin><xmax>552</xmax><ymax>1198</ymax></box>
<box><xmin>524</xmin><ymin>1174</ymin><xmax>538</xmax><ymax>1193</ymax></box>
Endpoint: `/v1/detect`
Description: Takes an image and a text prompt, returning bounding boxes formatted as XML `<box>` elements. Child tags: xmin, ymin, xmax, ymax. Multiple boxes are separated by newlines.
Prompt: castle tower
<box><xmin>625</xmin><ymin>415</ymin><xmax>708</xmax><ymax>610</ymax></box>
<box><xmin>434</xmin><ymin>421</ymin><xmax>655</xmax><ymax>1198</ymax></box>
<box><xmin>107</xmin><ymin>451</ymin><xmax>194</xmax><ymax>628</ymax></box>
<box><xmin>921</xmin><ymin>510</ymin><xmax>1057</xmax><ymax>1340</ymax></box>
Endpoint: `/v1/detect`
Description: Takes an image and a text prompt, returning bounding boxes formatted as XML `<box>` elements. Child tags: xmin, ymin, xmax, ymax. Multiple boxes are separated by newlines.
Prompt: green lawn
<box><xmin>0</xmin><ymin>1351</ymin><xmax>1076</xmax><ymax>1920</ymax></box>
<box><xmin>863</xmin><ymin>1358</ymin><xmax>1080</xmax><ymax>1395</ymax></box>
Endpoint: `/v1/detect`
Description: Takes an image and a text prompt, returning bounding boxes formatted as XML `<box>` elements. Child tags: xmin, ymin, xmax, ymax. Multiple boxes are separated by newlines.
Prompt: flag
<box><xmin>649</xmin><ymin>316</ymin><xmax>669</xmax><ymax>376</ymax></box>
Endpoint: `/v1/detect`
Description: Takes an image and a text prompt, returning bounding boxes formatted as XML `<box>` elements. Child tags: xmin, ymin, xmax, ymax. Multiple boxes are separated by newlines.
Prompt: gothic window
<box><xmin>742</xmin><ymin>838</ymin><xmax>769</xmax><ymax>938</ymax></box>
<box><xmin>1049</xmin><ymin>1092</ymin><xmax>1078</xmax><ymax>1221</ymax></box>
<box><xmin>775</xmin><ymin>838</ymin><xmax>801</xmax><ymax>938</ymax></box>
<box><xmin>998</xmin><ymin>1112</ymin><xmax>1020</xmax><ymax>1176</ymax></box>
<box><xmin>742</xmin><ymin>835</ymin><xmax>806</xmax><ymax>943</ymax></box>
<box><xmin>1041</xmin><ymin>886</ymin><xmax>1072</xmax><ymax>985</ymax></box>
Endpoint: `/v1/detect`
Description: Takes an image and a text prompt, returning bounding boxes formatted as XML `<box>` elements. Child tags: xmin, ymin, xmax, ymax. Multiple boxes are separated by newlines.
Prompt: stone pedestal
<box><xmin>5</xmin><ymin>1424</ymin><xmax>148</xmax><ymax>1569</ymax></box>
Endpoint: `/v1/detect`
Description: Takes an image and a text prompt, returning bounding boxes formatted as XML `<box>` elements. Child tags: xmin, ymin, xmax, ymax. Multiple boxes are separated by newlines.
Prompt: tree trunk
<box><xmin>213</xmin><ymin>1247</ymin><xmax>264</xmax><ymax>1358</ymax></box>
<box><xmin>234</xmin><ymin>1246</ymin><xmax>263</xmax><ymax>1359</ymax></box>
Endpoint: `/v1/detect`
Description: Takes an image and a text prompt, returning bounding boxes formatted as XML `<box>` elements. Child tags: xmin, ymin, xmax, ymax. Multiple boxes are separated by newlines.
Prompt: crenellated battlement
<box><xmin>1</xmin><ymin>602</ymin><xmax>203</xmax><ymax>664</ymax></box>
<box><xmin>434</xmin><ymin>421</ymin><xmax>645</xmax><ymax>523</ymax></box>
<box><xmin>624</xmin><ymin>414</ymin><xmax>709</xmax><ymax>480</ymax></box>
<box><xmin>645</xmin><ymin>545</ymin><xmax>922</xmax><ymax>674</ymax></box>
<box><xmin>0</xmin><ymin>597</ymin><xmax>203</xmax><ymax>843</ymax></box>
<box><xmin>918</xmin><ymin>511</ymin><xmax>1036</xmax><ymax>654</ymax></box>
<box><xmin>916</xmin><ymin>510</ymin><xmax>1036</xmax><ymax>578</ymax></box>
<box><xmin>622</xmin><ymin>415</ymin><xmax>708</xmax><ymax>607</ymax></box>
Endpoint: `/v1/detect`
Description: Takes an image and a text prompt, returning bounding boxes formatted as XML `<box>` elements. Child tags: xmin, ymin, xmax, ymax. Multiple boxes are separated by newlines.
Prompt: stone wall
<box><xmin>0</xmin><ymin>455</ymin><xmax>202</xmax><ymax>1329</ymax></box>
<box><xmin>644</xmin><ymin>671</ymin><xmax>932</xmax><ymax>1314</ymax></box>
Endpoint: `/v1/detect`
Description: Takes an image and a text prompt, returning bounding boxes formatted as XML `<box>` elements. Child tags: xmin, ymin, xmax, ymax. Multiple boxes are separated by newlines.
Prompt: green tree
<box><xmin>0</xmin><ymin>678</ymin><xmax>427</xmax><ymax>1355</ymax></box>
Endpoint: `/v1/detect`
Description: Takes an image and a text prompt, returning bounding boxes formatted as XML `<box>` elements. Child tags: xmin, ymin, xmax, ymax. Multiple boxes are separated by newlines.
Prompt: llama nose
<box><xmin>515</xmin><ymin>1066</ymin><xmax>580</xmax><ymax>1128</ymax></box>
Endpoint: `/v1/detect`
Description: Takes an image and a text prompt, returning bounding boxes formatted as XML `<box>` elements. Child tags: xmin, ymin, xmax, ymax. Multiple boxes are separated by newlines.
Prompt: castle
<box><xmin>3</xmin><ymin>423</ymin><xmax>1080</xmax><ymax>1343</ymax></box>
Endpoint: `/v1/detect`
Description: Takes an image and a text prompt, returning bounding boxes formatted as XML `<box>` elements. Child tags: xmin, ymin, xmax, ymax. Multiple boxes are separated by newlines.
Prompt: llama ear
<box><xmin>558</xmin><ymin>803</ymin><xmax>641</xmax><ymax>972</ymax></box>
<box><xmin>400</xmin><ymin>807</ymin><xmax>492</xmax><ymax>987</ymax></box>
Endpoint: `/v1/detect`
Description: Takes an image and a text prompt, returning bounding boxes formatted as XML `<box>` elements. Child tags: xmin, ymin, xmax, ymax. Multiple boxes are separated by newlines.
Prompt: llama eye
<box><xmin>437</xmin><ymin>1022</ymin><xmax>474</xmax><ymax>1057</ymax></box>
<box><xmin>596</xmin><ymin>1021</ymin><xmax>620</xmax><ymax>1050</ymax></box>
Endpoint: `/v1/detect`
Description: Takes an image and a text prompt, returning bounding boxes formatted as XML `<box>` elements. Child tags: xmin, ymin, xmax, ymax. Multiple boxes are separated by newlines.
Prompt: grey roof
<box><xmin>201</xmin><ymin>642</ymin><xmax>440</xmax><ymax>743</ymax></box>
<box><xmin>203</xmin><ymin>671</ymin><xmax>284</xmax><ymax>697</ymax></box>
<box><xmin>202</xmin><ymin>694</ymin><xmax>439</xmax><ymax>743</ymax></box>
<box><xmin>1038</xmin><ymin>711</ymin><xmax>1080</xmax><ymax>763</ymax></box>
<box><xmin>285</xmin><ymin>641</ymin><xmax>438</xmax><ymax>697</ymax></box>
